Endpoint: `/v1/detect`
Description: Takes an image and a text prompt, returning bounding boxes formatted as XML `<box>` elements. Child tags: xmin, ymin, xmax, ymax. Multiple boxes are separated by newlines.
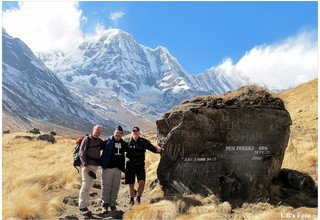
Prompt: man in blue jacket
<box><xmin>100</xmin><ymin>126</ymin><xmax>127</xmax><ymax>213</ymax></box>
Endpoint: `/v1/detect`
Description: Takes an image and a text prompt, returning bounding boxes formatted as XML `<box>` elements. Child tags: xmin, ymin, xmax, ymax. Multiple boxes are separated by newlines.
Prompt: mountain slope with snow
<box><xmin>2</xmin><ymin>29</ymin><xmax>116</xmax><ymax>133</ymax></box>
<box><xmin>38</xmin><ymin>29</ymin><xmax>246</xmax><ymax>129</ymax></box>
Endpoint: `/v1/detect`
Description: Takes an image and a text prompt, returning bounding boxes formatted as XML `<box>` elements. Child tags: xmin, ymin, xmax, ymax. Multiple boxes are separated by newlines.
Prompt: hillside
<box><xmin>2</xmin><ymin>79</ymin><xmax>318</xmax><ymax>219</ymax></box>
<box><xmin>2</xmin><ymin>29</ymin><xmax>116</xmax><ymax>134</ymax></box>
<box><xmin>277</xmin><ymin>78</ymin><xmax>318</xmax><ymax>183</ymax></box>
<box><xmin>278</xmin><ymin>78</ymin><xmax>318</xmax><ymax>132</ymax></box>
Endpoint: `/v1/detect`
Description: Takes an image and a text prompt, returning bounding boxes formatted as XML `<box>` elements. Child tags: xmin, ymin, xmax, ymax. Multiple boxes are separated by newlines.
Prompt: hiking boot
<box><xmin>102</xmin><ymin>203</ymin><xmax>109</xmax><ymax>213</ymax></box>
<box><xmin>129</xmin><ymin>197</ymin><xmax>135</xmax><ymax>207</ymax></box>
<box><xmin>79</xmin><ymin>207</ymin><xmax>92</xmax><ymax>217</ymax></box>
<box><xmin>136</xmin><ymin>195</ymin><xmax>141</xmax><ymax>204</ymax></box>
<box><xmin>110</xmin><ymin>206</ymin><xmax>117</xmax><ymax>211</ymax></box>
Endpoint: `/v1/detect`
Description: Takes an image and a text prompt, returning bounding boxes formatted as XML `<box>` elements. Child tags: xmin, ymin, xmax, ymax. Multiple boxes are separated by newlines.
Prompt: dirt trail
<box><xmin>59</xmin><ymin>168</ymin><xmax>132</xmax><ymax>220</ymax></box>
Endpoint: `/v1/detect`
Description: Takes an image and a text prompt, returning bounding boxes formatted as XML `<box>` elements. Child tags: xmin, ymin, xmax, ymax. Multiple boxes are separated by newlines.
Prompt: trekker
<box><xmin>100</xmin><ymin>126</ymin><xmax>127</xmax><ymax>213</ymax></box>
<box><xmin>78</xmin><ymin>125</ymin><xmax>104</xmax><ymax>217</ymax></box>
<box><xmin>125</xmin><ymin>126</ymin><xmax>163</xmax><ymax>206</ymax></box>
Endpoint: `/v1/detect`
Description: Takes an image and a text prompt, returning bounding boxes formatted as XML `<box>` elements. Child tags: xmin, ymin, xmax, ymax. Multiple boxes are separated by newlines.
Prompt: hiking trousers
<box><xmin>101</xmin><ymin>167</ymin><xmax>122</xmax><ymax>206</ymax></box>
<box><xmin>79</xmin><ymin>165</ymin><xmax>98</xmax><ymax>209</ymax></box>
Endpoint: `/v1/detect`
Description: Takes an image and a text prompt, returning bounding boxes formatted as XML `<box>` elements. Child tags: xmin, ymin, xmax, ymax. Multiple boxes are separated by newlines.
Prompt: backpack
<box><xmin>73</xmin><ymin>135</ymin><xmax>90</xmax><ymax>172</ymax></box>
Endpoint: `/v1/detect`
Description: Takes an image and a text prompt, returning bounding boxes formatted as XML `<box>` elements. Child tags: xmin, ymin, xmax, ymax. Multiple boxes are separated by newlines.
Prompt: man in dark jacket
<box><xmin>100</xmin><ymin>126</ymin><xmax>127</xmax><ymax>212</ymax></box>
<box><xmin>78</xmin><ymin>125</ymin><xmax>104</xmax><ymax>217</ymax></box>
<box><xmin>125</xmin><ymin>126</ymin><xmax>162</xmax><ymax>206</ymax></box>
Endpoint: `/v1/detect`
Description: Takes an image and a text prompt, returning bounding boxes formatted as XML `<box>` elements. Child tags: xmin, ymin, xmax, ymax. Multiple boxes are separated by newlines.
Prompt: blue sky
<box><xmin>3</xmin><ymin>2</ymin><xmax>318</xmax><ymax>73</ymax></box>
<box><xmin>81</xmin><ymin>1</ymin><xmax>317</xmax><ymax>74</ymax></box>
<box><xmin>2</xmin><ymin>1</ymin><xmax>318</xmax><ymax>86</ymax></box>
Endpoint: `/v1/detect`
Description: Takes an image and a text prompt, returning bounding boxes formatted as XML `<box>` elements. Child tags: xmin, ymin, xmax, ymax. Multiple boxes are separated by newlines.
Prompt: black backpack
<box><xmin>73</xmin><ymin>135</ymin><xmax>90</xmax><ymax>172</ymax></box>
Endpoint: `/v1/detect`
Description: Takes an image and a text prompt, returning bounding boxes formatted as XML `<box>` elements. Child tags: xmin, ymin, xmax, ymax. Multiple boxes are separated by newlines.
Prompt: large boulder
<box><xmin>156</xmin><ymin>86</ymin><xmax>292</xmax><ymax>203</ymax></box>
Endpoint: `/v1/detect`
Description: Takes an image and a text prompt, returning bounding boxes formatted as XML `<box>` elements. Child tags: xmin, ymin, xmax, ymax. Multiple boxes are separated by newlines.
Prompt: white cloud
<box><xmin>3</xmin><ymin>1</ymin><xmax>84</xmax><ymax>52</ymax></box>
<box><xmin>212</xmin><ymin>30</ymin><xmax>318</xmax><ymax>90</ymax></box>
<box><xmin>82</xmin><ymin>16</ymin><xmax>88</xmax><ymax>24</ymax></box>
<box><xmin>109</xmin><ymin>11</ymin><xmax>125</xmax><ymax>22</ymax></box>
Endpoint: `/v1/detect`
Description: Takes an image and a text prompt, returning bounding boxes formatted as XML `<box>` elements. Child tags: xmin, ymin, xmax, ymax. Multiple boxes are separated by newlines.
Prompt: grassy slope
<box><xmin>278</xmin><ymin>78</ymin><xmax>318</xmax><ymax>132</ymax></box>
<box><xmin>2</xmin><ymin>133</ymin><xmax>80</xmax><ymax>219</ymax></box>
<box><xmin>2</xmin><ymin>79</ymin><xmax>318</xmax><ymax>219</ymax></box>
<box><xmin>277</xmin><ymin>79</ymin><xmax>318</xmax><ymax>183</ymax></box>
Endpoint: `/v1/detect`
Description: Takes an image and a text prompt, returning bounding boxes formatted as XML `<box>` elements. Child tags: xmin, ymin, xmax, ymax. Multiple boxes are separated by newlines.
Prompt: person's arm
<box><xmin>79</xmin><ymin>137</ymin><xmax>89</xmax><ymax>167</ymax></box>
<box><xmin>121</xmin><ymin>140</ymin><xmax>128</xmax><ymax>152</ymax></box>
<box><xmin>146</xmin><ymin>139</ymin><xmax>161</xmax><ymax>153</ymax></box>
<box><xmin>100</xmin><ymin>139</ymin><xmax>106</xmax><ymax>151</ymax></box>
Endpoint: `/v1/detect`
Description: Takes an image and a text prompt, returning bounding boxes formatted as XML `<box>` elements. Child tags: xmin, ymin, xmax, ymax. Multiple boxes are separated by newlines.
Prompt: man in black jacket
<box><xmin>125</xmin><ymin>126</ymin><xmax>162</xmax><ymax>206</ymax></box>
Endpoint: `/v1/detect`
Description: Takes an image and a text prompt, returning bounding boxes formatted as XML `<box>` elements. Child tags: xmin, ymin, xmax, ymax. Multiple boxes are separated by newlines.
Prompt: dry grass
<box><xmin>2</xmin><ymin>132</ymin><xmax>80</xmax><ymax>219</ymax></box>
<box><xmin>233</xmin><ymin>202</ymin><xmax>318</xmax><ymax>220</ymax></box>
<box><xmin>123</xmin><ymin>200</ymin><xmax>178</xmax><ymax>220</ymax></box>
<box><xmin>277</xmin><ymin>78</ymin><xmax>318</xmax><ymax>183</ymax></box>
<box><xmin>277</xmin><ymin>79</ymin><xmax>318</xmax><ymax>131</ymax></box>
<box><xmin>282</xmin><ymin>134</ymin><xmax>318</xmax><ymax>183</ymax></box>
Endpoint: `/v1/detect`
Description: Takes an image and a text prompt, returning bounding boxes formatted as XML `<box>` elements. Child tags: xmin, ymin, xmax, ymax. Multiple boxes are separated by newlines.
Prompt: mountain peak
<box><xmin>101</xmin><ymin>28</ymin><xmax>130</xmax><ymax>37</ymax></box>
<box><xmin>155</xmin><ymin>46</ymin><xmax>171</xmax><ymax>55</ymax></box>
<box><xmin>93</xmin><ymin>28</ymin><xmax>134</xmax><ymax>43</ymax></box>
<box><xmin>2</xmin><ymin>28</ymin><xmax>13</xmax><ymax>39</ymax></box>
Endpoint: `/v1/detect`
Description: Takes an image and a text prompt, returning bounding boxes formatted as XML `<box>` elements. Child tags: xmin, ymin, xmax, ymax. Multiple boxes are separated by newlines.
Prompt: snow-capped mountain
<box><xmin>37</xmin><ymin>29</ymin><xmax>246</xmax><ymax>129</ymax></box>
<box><xmin>2</xmin><ymin>29</ymin><xmax>116</xmax><ymax>133</ymax></box>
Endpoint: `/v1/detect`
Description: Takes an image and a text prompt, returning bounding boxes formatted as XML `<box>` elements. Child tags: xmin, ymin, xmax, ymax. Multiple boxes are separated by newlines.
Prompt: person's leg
<box><xmin>128</xmin><ymin>183</ymin><xmax>136</xmax><ymax>206</ymax></box>
<box><xmin>110</xmin><ymin>168</ymin><xmax>122</xmax><ymax>208</ymax></box>
<box><xmin>136</xmin><ymin>165</ymin><xmax>146</xmax><ymax>203</ymax></box>
<box><xmin>125</xmin><ymin>164</ymin><xmax>136</xmax><ymax>205</ymax></box>
<box><xmin>101</xmin><ymin>168</ymin><xmax>107</xmax><ymax>204</ymax></box>
<box><xmin>79</xmin><ymin>165</ymin><xmax>97</xmax><ymax>213</ymax></box>
<box><xmin>101</xmin><ymin>168</ymin><xmax>113</xmax><ymax>209</ymax></box>
<box><xmin>137</xmin><ymin>180</ymin><xmax>145</xmax><ymax>196</ymax></box>
<box><xmin>101</xmin><ymin>168</ymin><xmax>113</xmax><ymax>207</ymax></box>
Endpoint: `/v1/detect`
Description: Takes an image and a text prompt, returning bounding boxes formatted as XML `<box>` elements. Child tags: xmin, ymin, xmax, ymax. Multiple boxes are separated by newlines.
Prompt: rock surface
<box><xmin>278</xmin><ymin>168</ymin><xmax>316</xmax><ymax>192</ymax></box>
<box><xmin>36</xmin><ymin>134</ymin><xmax>56</xmax><ymax>143</ymax></box>
<box><xmin>156</xmin><ymin>86</ymin><xmax>292</xmax><ymax>203</ymax></box>
<box><xmin>27</xmin><ymin>128</ymin><xmax>41</xmax><ymax>134</ymax></box>
<box><xmin>15</xmin><ymin>135</ymin><xmax>35</xmax><ymax>141</ymax></box>
<box><xmin>3</xmin><ymin>130</ymin><xmax>10</xmax><ymax>134</ymax></box>
<box><xmin>50</xmin><ymin>131</ymin><xmax>57</xmax><ymax>136</ymax></box>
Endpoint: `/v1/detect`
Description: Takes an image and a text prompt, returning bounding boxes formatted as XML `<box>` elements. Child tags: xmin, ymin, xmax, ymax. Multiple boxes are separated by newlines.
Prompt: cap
<box><xmin>132</xmin><ymin>126</ymin><xmax>140</xmax><ymax>132</ymax></box>
<box><xmin>116</xmin><ymin>125</ymin><xmax>123</xmax><ymax>133</ymax></box>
